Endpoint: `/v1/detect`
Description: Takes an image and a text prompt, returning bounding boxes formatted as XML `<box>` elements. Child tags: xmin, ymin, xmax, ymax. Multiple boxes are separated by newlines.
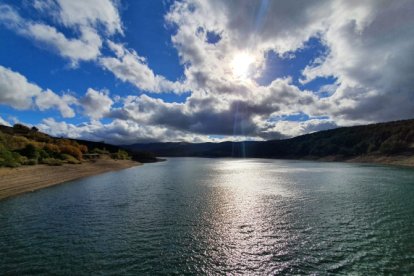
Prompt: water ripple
<box><xmin>1</xmin><ymin>158</ymin><xmax>414</xmax><ymax>274</ymax></box>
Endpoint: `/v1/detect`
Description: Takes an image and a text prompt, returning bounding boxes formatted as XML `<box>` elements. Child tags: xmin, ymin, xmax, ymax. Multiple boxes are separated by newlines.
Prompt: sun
<box><xmin>230</xmin><ymin>52</ymin><xmax>255</xmax><ymax>79</ymax></box>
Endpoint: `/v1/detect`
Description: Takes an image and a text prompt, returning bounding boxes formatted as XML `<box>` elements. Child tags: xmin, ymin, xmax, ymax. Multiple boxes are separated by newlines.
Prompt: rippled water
<box><xmin>0</xmin><ymin>158</ymin><xmax>413</xmax><ymax>274</ymax></box>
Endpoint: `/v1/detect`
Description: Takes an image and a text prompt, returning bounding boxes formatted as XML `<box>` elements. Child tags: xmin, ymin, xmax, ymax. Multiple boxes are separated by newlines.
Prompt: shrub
<box><xmin>28</xmin><ymin>131</ymin><xmax>53</xmax><ymax>143</ymax></box>
<box><xmin>38</xmin><ymin>149</ymin><xmax>50</xmax><ymax>160</ymax></box>
<box><xmin>41</xmin><ymin>158</ymin><xmax>63</xmax><ymax>166</ymax></box>
<box><xmin>13</xmin><ymin>123</ymin><xmax>30</xmax><ymax>133</ymax></box>
<box><xmin>61</xmin><ymin>154</ymin><xmax>81</xmax><ymax>164</ymax></box>
<box><xmin>111</xmin><ymin>149</ymin><xmax>130</xmax><ymax>160</ymax></box>
<box><xmin>26</xmin><ymin>159</ymin><xmax>38</xmax><ymax>165</ymax></box>
<box><xmin>59</xmin><ymin>144</ymin><xmax>82</xmax><ymax>160</ymax></box>
<box><xmin>0</xmin><ymin>148</ymin><xmax>20</xmax><ymax>167</ymax></box>
<box><xmin>44</xmin><ymin>143</ymin><xmax>60</xmax><ymax>154</ymax></box>
<box><xmin>379</xmin><ymin>139</ymin><xmax>406</xmax><ymax>154</ymax></box>
<box><xmin>92</xmin><ymin>148</ymin><xmax>109</xmax><ymax>154</ymax></box>
<box><xmin>5</xmin><ymin>135</ymin><xmax>30</xmax><ymax>150</ymax></box>
<box><xmin>20</xmin><ymin>144</ymin><xmax>39</xmax><ymax>160</ymax></box>
<box><xmin>78</xmin><ymin>144</ymin><xmax>88</xmax><ymax>153</ymax></box>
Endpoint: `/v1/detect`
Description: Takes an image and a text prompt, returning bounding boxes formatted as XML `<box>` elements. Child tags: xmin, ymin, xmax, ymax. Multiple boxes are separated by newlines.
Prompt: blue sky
<box><xmin>0</xmin><ymin>1</ymin><xmax>413</xmax><ymax>144</ymax></box>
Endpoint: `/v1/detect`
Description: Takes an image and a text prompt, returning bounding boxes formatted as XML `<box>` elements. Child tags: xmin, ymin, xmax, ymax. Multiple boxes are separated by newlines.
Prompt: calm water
<box><xmin>0</xmin><ymin>158</ymin><xmax>413</xmax><ymax>274</ymax></box>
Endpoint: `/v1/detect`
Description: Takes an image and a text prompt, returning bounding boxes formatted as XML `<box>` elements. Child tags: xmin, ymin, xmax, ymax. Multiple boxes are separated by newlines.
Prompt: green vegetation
<box><xmin>111</xmin><ymin>149</ymin><xmax>131</xmax><ymax>160</ymax></box>
<box><xmin>0</xmin><ymin>124</ymin><xmax>136</xmax><ymax>167</ymax></box>
<box><xmin>127</xmin><ymin>119</ymin><xmax>414</xmax><ymax>159</ymax></box>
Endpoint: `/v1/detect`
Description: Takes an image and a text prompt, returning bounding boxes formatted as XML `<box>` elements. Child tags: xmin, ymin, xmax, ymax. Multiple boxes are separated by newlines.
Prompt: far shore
<box><xmin>0</xmin><ymin>159</ymin><xmax>141</xmax><ymax>201</ymax></box>
<box><xmin>1</xmin><ymin>154</ymin><xmax>412</xmax><ymax>202</ymax></box>
<box><xmin>314</xmin><ymin>154</ymin><xmax>414</xmax><ymax>168</ymax></box>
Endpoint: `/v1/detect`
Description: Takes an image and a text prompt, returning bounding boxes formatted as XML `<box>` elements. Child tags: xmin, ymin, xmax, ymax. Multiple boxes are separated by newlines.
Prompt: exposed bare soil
<box><xmin>0</xmin><ymin>159</ymin><xmax>140</xmax><ymax>201</ymax></box>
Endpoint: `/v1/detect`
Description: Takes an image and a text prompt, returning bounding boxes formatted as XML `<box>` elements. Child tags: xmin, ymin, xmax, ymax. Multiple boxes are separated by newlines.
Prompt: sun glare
<box><xmin>231</xmin><ymin>52</ymin><xmax>255</xmax><ymax>79</ymax></box>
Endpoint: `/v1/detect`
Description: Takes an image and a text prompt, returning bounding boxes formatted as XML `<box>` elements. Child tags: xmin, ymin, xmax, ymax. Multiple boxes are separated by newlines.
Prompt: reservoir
<box><xmin>0</xmin><ymin>158</ymin><xmax>413</xmax><ymax>274</ymax></box>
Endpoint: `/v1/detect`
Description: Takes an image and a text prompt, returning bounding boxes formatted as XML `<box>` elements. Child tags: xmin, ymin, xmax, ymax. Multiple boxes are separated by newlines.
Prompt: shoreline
<box><xmin>0</xmin><ymin>159</ymin><xmax>141</xmax><ymax>201</ymax></box>
<box><xmin>1</xmin><ymin>154</ymin><xmax>412</xmax><ymax>201</ymax></box>
<box><xmin>164</xmin><ymin>154</ymin><xmax>414</xmax><ymax>168</ymax></box>
<box><xmin>315</xmin><ymin>154</ymin><xmax>414</xmax><ymax>168</ymax></box>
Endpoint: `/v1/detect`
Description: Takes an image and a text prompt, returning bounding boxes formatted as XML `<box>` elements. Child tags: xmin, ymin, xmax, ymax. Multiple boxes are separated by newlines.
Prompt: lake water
<box><xmin>0</xmin><ymin>158</ymin><xmax>413</xmax><ymax>274</ymax></box>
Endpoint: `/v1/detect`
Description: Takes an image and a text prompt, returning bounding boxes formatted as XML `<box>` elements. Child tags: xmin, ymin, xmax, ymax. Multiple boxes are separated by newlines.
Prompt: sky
<box><xmin>0</xmin><ymin>0</ymin><xmax>413</xmax><ymax>145</ymax></box>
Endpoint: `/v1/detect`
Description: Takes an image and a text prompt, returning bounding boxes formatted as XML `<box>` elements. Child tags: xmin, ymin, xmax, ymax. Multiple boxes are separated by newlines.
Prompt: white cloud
<box><xmin>301</xmin><ymin>1</ymin><xmax>414</xmax><ymax>123</ymax></box>
<box><xmin>121</xmin><ymin>0</ymin><xmax>412</xmax><ymax>139</ymax></box>
<box><xmin>0</xmin><ymin>65</ymin><xmax>77</xmax><ymax>117</ymax></box>
<box><xmin>0</xmin><ymin>0</ymin><xmax>122</xmax><ymax>64</ymax></box>
<box><xmin>35</xmin><ymin>89</ymin><xmax>77</xmax><ymax>118</ymax></box>
<box><xmin>100</xmin><ymin>41</ymin><xmax>186</xmax><ymax>93</ymax></box>
<box><xmin>106</xmin><ymin>78</ymin><xmax>318</xmax><ymax>139</ymax></box>
<box><xmin>55</xmin><ymin>0</ymin><xmax>123</xmax><ymax>35</ymax></box>
<box><xmin>28</xmin><ymin>24</ymin><xmax>102</xmax><ymax>63</ymax></box>
<box><xmin>37</xmin><ymin>117</ymin><xmax>239</xmax><ymax>145</ymax></box>
<box><xmin>80</xmin><ymin>88</ymin><xmax>113</xmax><ymax>119</ymax></box>
<box><xmin>0</xmin><ymin>4</ymin><xmax>100</xmax><ymax>64</ymax></box>
<box><xmin>262</xmin><ymin>119</ymin><xmax>337</xmax><ymax>138</ymax></box>
<box><xmin>0</xmin><ymin>65</ymin><xmax>42</xmax><ymax>109</ymax></box>
<box><xmin>3</xmin><ymin>1</ymin><xmax>414</xmax><ymax>142</ymax></box>
<box><xmin>0</xmin><ymin>116</ymin><xmax>11</xmax><ymax>126</ymax></box>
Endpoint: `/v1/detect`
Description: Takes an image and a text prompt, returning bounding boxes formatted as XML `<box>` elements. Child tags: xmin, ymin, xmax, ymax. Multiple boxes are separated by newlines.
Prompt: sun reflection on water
<box><xmin>191</xmin><ymin>159</ymin><xmax>297</xmax><ymax>274</ymax></box>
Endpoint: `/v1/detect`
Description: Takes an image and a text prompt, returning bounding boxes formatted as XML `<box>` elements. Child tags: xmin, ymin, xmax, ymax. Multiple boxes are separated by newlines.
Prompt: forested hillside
<box><xmin>0</xmin><ymin>124</ymin><xmax>155</xmax><ymax>167</ymax></box>
<box><xmin>126</xmin><ymin>119</ymin><xmax>414</xmax><ymax>159</ymax></box>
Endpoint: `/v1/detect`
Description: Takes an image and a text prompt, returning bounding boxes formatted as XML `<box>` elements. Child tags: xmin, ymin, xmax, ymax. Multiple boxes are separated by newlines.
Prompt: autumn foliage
<box><xmin>0</xmin><ymin>124</ymin><xmax>134</xmax><ymax>167</ymax></box>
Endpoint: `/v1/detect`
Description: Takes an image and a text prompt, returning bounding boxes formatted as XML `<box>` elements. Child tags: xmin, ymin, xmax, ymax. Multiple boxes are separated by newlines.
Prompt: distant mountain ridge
<box><xmin>124</xmin><ymin>119</ymin><xmax>414</xmax><ymax>160</ymax></box>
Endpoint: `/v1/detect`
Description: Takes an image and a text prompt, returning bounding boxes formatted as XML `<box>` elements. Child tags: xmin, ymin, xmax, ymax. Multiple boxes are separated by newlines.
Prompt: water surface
<box><xmin>0</xmin><ymin>158</ymin><xmax>413</xmax><ymax>274</ymax></box>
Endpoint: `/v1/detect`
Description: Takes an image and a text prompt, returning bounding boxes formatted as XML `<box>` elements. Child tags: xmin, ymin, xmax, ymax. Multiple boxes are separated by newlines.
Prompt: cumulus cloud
<box><xmin>35</xmin><ymin>89</ymin><xmax>77</xmax><ymax>118</ymax></box>
<box><xmin>115</xmin><ymin>0</ymin><xmax>412</xmax><ymax>139</ymax></box>
<box><xmin>99</xmin><ymin>41</ymin><xmax>186</xmax><ymax>93</ymax></box>
<box><xmin>107</xmin><ymin>78</ymin><xmax>318</xmax><ymax>139</ymax></box>
<box><xmin>80</xmin><ymin>88</ymin><xmax>113</xmax><ymax>119</ymax></box>
<box><xmin>0</xmin><ymin>116</ymin><xmax>11</xmax><ymax>126</ymax></box>
<box><xmin>37</xmin><ymin>117</ymin><xmax>247</xmax><ymax>145</ymax></box>
<box><xmin>262</xmin><ymin>118</ymin><xmax>338</xmax><ymax>138</ymax></box>
<box><xmin>0</xmin><ymin>0</ymin><xmax>122</xmax><ymax>64</ymax></box>
<box><xmin>301</xmin><ymin>1</ymin><xmax>414</xmax><ymax>123</ymax></box>
<box><xmin>0</xmin><ymin>65</ymin><xmax>42</xmax><ymax>109</ymax></box>
<box><xmin>0</xmin><ymin>65</ymin><xmax>76</xmax><ymax>117</ymax></box>
<box><xmin>55</xmin><ymin>0</ymin><xmax>123</xmax><ymax>35</ymax></box>
<box><xmin>3</xmin><ymin>0</ymin><xmax>414</xmax><ymax>143</ymax></box>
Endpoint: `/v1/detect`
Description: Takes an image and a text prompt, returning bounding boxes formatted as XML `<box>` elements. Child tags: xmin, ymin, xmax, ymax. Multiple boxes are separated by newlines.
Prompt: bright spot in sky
<box><xmin>231</xmin><ymin>52</ymin><xmax>255</xmax><ymax>79</ymax></box>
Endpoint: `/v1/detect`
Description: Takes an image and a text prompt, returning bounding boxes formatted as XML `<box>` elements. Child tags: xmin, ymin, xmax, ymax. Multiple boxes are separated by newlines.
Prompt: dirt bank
<box><xmin>0</xmin><ymin>159</ymin><xmax>141</xmax><ymax>201</ymax></box>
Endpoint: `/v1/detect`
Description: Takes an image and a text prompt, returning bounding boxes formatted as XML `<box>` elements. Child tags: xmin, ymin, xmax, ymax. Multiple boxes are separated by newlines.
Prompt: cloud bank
<box><xmin>1</xmin><ymin>0</ymin><xmax>413</xmax><ymax>144</ymax></box>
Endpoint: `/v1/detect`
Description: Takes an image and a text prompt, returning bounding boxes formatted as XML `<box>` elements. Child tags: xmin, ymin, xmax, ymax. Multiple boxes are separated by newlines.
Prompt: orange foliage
<box><xmin>44</xmin><ymin>143</ymin><xmax>60</xmax><ymax>153</ymax></box>
<box><xmin>78</xmin><ymin>144</ymin><xmax>88</xmax><ymax>153</ymax></box>
<box><xmin>59</xmin><ymin>144</ymin><xmax>82</xmax><ymax>160</ymax></box>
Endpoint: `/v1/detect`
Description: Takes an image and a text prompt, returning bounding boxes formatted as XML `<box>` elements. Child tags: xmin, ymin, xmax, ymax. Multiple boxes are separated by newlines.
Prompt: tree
<box><xmin>20</xmin><ymin>144</ymin><xmax>39</xmax><ymax>160</ymax></box>
<box><xmin>13</xmin><ymin>123</ymin><xmax>30</xmax><ymax>133</ymax></box>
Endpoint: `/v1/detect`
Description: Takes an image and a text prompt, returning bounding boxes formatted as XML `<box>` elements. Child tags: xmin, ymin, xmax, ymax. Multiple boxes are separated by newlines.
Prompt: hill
<box><xmin>125</xmin><ymin>119</ymin><xmax>414</xmax><ymax>162</ymax></box>
<box><xmin>0</xmin><ymin>124</ymin><xmax>157</xmax><ymax>167</ymax></box>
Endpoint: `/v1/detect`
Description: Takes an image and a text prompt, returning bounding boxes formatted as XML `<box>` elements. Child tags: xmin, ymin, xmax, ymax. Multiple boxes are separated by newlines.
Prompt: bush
<box><xmin>78</xmin><ymin>144</ymin><xmax>88</xmax><ymax>154</ymax></box>
<box><xmin>379</xmin><ymin>139</ymin><xmax>406</xmax><ymax>154</ymax></box>
<box><xmin>41</xmin><ymin>158</ymin><xmax>63</xmax><ymax>166</ymax></box>
<box><xmin>61</xmin><ymin>154</ymin><xmax>81</xmax><ymax>164</ymax></box>
<box><xmin>25</xmin><ymin>159</ymin><xmax>38</xmax><ymax>165</ymax></box>
<box><xmin>0</xmin><ymin>148</ymin><xmax>21</xmax><ymax>167</ymax></box>
<box><xmin>58</xmin><ymin>144</ymin><xmax>82</xmax><ymax>160</ymax></box>
<box><xmin>5</xmin><ymin>135</ymin><xmax>30</xmax><ymax>150</ymax></box>
<box><xmin>44</xmin><ymin>143</ymin><xmax>60</xmax><ymax>154</ymax></box>
<box><xmin>20</xmin><ymin>144</ymin><xmax>39</xmax><ymax>160</ymax></box>
<box><xmin>92</xmin><ymin>148</ymin><xmax>109</xmax><ymax>154</ymax></box>
<box><xmin>13</xmin><ymin>123</ymin><xmax>30</xmax><ymax>133</ymax></box>
<box><xmin>111</xmin><ymin>149</ymin><xmax>130</xmax><ymax>160</ymax></box>
<box><xmin>38</xmin><ymin>149</ymin><xmax>50</xmax><ymax>160</ymax></box>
